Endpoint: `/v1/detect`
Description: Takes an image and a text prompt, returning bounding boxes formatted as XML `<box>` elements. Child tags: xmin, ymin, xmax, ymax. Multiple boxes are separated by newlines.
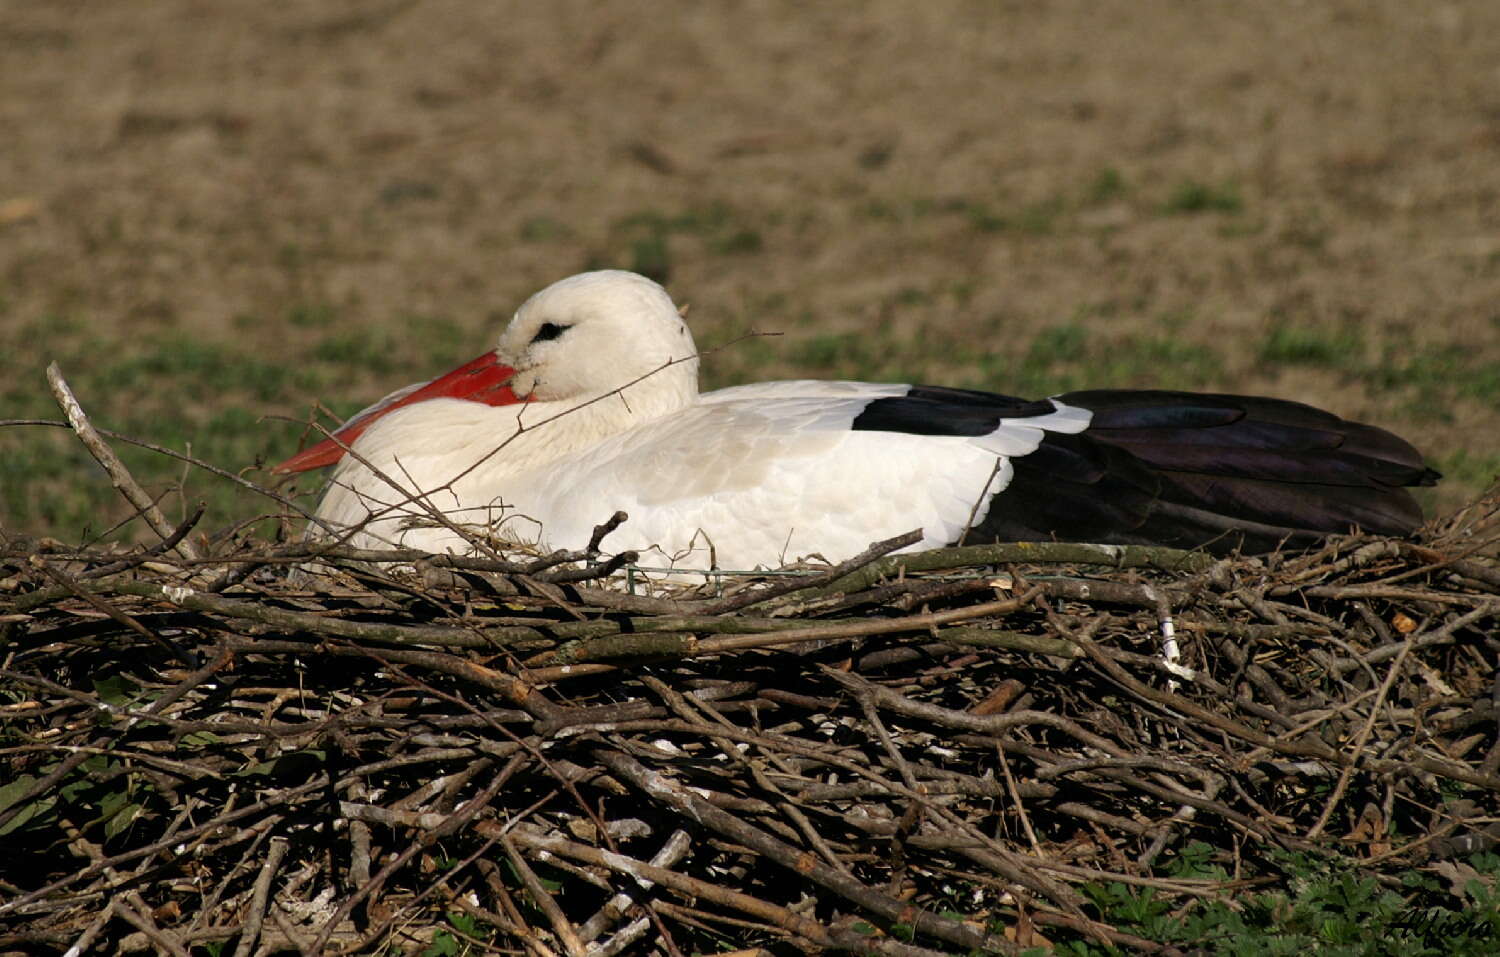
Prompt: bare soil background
<box><xmin>3</xmin><ymin>0</ymin><xmax>1499</xmax><ymax>538</ymax></box>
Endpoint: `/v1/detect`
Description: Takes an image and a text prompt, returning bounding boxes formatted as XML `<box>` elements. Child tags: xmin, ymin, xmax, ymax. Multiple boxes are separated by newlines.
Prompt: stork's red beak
<box><xmin>273</xmin><ymin>350</ymin><xmax>522</xmax><ymax>474</ymax></box>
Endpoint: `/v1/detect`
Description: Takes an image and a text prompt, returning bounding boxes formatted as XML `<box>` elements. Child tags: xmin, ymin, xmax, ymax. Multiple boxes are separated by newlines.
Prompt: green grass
<box><xmin>1014</xmin><ymin>196</ymin><xmax>1066</xmax><ymax>234</ymax></box>
<box><xmin>855</xmin><ymin>167</ymin><xmax>1134</xmax><ymax>237</ymax></box>
<box><xmin>285</xmin><ymin>302</ymin><xmax>338</xmax><ymax>328</ymax></box>
<box><xmin>589</xmin><ymin>203</ymin><xmax>767</xmax><ymax>282</ymax></box>
<box><xmin>1163</xmin><ymin>179</ymin><xmax>1244</xmax><ymax>215</ymax></box>
<box><xmin>855</xmin><ymin>192</ymin><xmax>1072</xmax><ymax>236</ymax></box>
<box><xmin>972</xmin><ymin>311</ymin><xmax>1225</xmax><ymax>396</ymax></box>
<box><xmin>517</xmin><ymin>215</ymin><xmax>573</xmax><ymax>243</ymax></box>
<box><xmin>1037</xmin><ymin>845</ymin><xmax>1500</xmax><ymax>956</ymax></box>
<box><xmin>719</xmin><ymin>304</ymin><xmax>1226</xmax><ymax>400</ymax></box>
<box><xmin>1086</xmin><ymin>167</ymin><xmax>1128</xmax><ymax>205</ymax></box>
<box><xmin>1158</xmin><ymin>180</ymin><xmax>1242</xmax><ymax>216</ymax></box>
<box><xmin>1259</xmin><ymin>323</ymin><xmax>1366</xmax><ymax>368</ymax></box>
<box><xmin>710</xmin><ymin>228</ymin><xmax>764</xmax><ymax>256</ymax></box>
<box><xmin>1372</xmin><ymin>344</ymin><xmax>1500</xmax><ymax>409</ymax></box>
<box><xmin>1439</xmin><ymin>449</ymin><xmax>1500</xmax><ymax>491</ymax></box>
<box><xmin>1257</xmin><ymin>322</ymin><xmax>1500</xmax><ymax>423</ymax></box>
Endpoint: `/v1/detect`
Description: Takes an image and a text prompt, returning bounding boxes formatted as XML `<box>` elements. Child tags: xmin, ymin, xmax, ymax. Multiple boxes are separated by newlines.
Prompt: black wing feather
<box><xmin>850</xmin><ymin>386</ymin><xmax>1055</xmax><ymax>437</ymax></box>
<box><xmin>852</xmin><ymin>385</ymin><xmax>1438</xmax><ymax>554</ymax></box>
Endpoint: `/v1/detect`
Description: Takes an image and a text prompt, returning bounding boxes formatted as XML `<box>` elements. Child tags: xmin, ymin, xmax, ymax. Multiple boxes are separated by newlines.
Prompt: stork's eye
<box><xmin>531</xmin><ymin>322</ymin><xmax>568</xmax><ymax>344</ymax></box>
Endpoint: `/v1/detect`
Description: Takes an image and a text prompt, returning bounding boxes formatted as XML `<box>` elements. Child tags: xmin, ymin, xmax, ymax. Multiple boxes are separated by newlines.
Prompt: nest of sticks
<box><xmin>1</xmin><ymin>487</ymin><xmax>1498</xmax><ymax>956</ymax></box>
<box><xmin>4</xmin><ymin>369</ymin><xmax>1500</xmax><ymax>955</ymax></box>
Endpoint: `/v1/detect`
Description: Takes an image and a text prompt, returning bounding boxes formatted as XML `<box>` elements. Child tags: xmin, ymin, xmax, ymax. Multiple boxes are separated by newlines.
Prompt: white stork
<box><xmin>275</xmin><ymin>270</ymin><xmax>1438</xmax><ymax>570</ymax></box>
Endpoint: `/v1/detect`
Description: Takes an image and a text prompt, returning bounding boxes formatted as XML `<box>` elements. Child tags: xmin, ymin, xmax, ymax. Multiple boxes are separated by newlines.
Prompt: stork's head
<box><xmin>273</xmin><ymin>270</ymin><xmax>702</xmax><ymax>474</ymax></box>
<box><xmin>498</xmin><ymin>270</ymin><xmax>700</xmax><ymax>403</ymax></box>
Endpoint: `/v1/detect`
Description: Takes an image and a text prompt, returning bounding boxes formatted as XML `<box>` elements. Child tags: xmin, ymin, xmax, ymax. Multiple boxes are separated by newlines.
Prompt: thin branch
<box><xmin>46</xmin><ymin>363</ymin><xmax>201</xmax><ymax>559</ymax></box>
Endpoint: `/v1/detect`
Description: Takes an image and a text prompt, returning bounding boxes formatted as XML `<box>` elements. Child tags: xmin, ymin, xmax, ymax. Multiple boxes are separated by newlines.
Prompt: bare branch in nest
<box><xmin>46</xmin><ymin>362</ymin><xmax>201</xmax><ymax>559</ymax></box>
<box><xmin>587</xmin><ymin>509</ymin><xmax>629</xmax><ymax>556</ymax></box>
<box><xmin>697</xmin><ymin>527</ymin><xmax>923</xmax><ymax>614</ymax></box>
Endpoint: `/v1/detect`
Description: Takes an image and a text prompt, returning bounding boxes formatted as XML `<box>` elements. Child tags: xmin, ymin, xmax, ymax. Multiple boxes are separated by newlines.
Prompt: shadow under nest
<box><xmin>2</xmin><ymin>493</ymin><xmax>1499</xmax><ymax>956</ymax></box>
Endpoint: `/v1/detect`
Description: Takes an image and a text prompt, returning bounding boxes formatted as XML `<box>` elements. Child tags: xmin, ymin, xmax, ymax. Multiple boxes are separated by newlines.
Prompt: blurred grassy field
<box><xmin>3</xmin><ymin>1</ymin><xmax>1499</xmax><ymax>543</ymax></box>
